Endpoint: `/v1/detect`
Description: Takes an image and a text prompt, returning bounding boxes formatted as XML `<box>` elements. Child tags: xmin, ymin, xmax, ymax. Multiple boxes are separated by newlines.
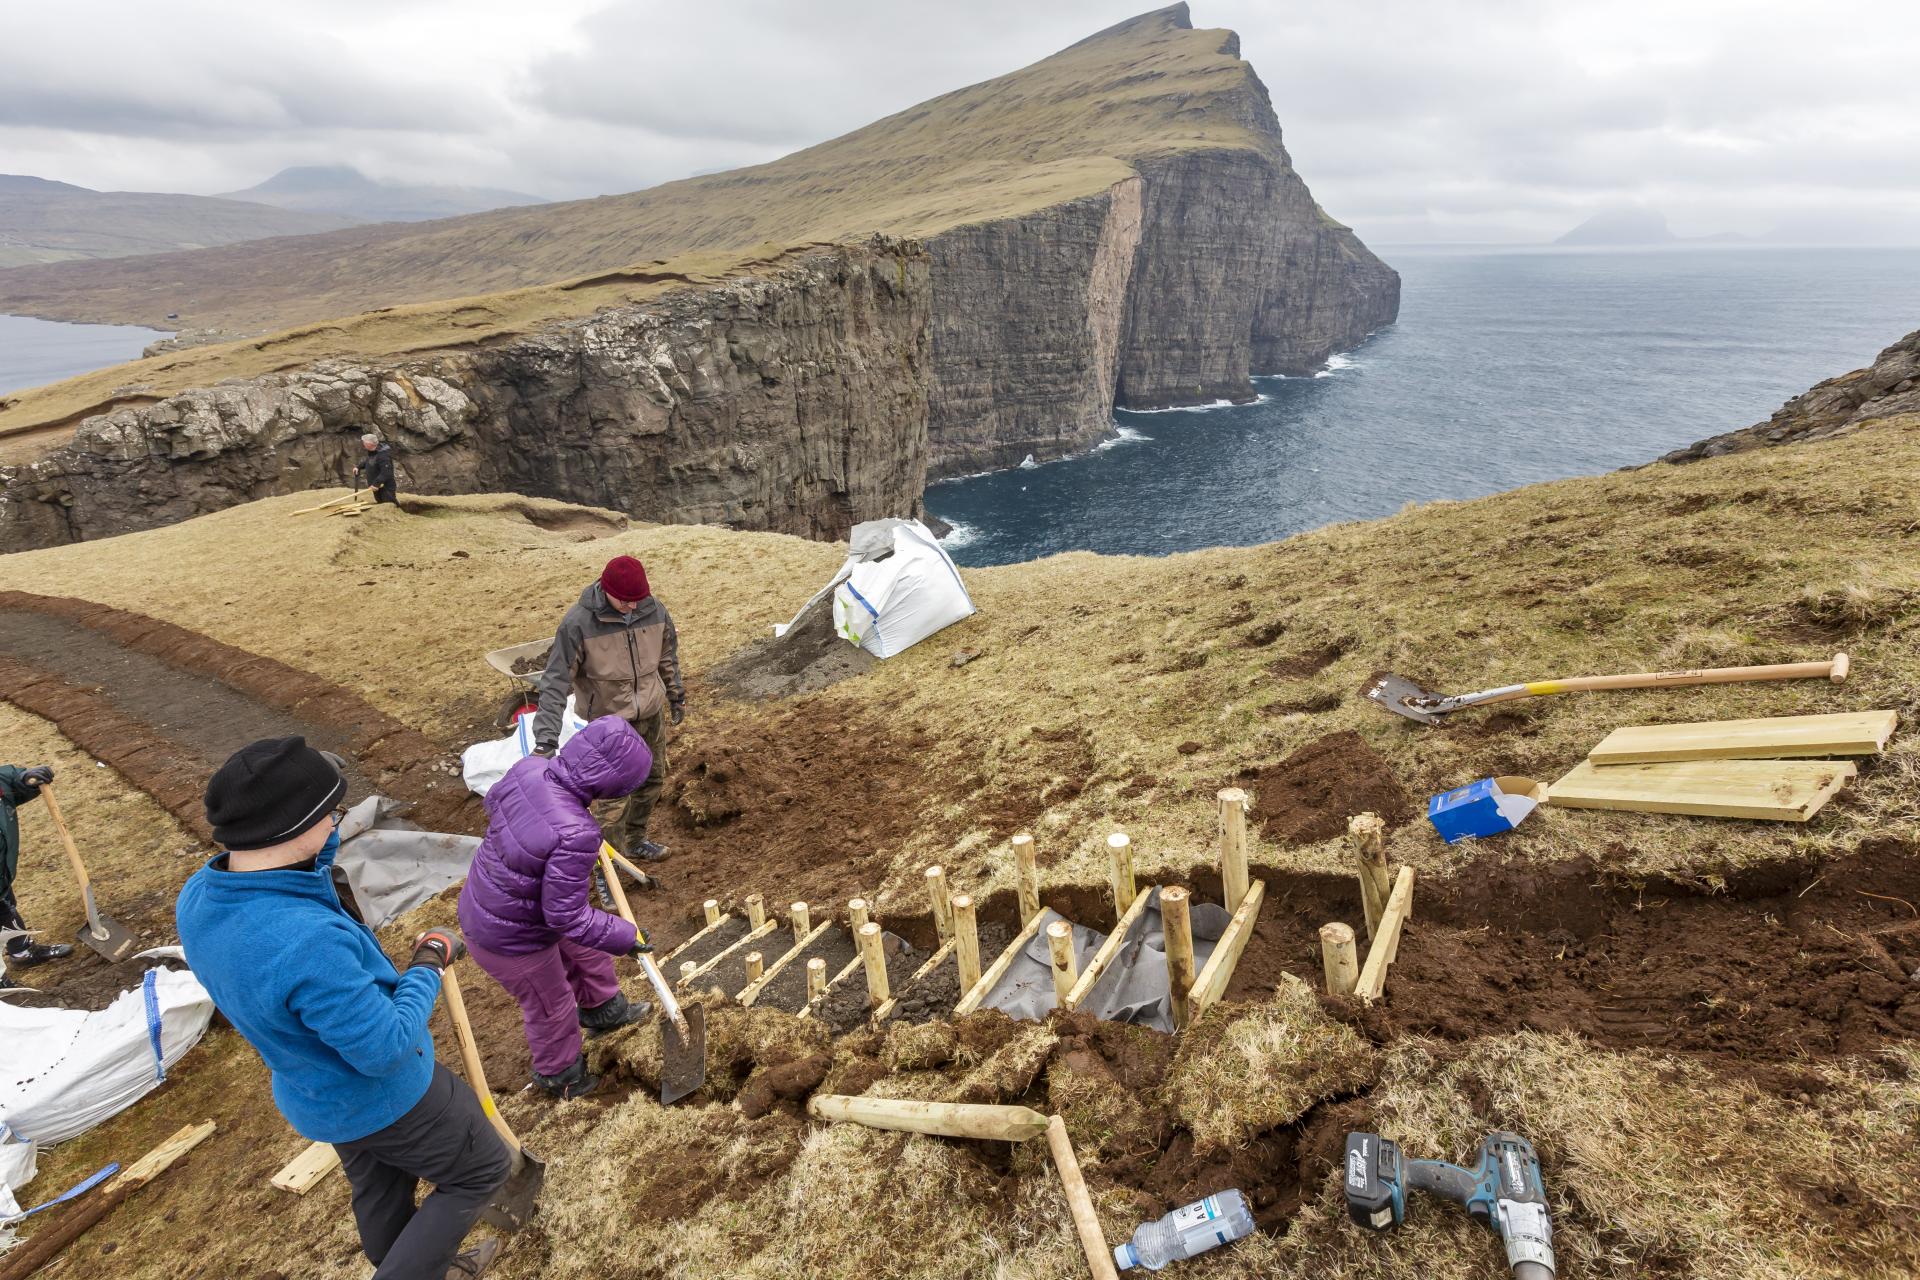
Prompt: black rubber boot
<box><xmin>579</xmin><ymin>992</ymin><xmax>653</xmax><ymax>1037</ymax></box>
<box><xmin>534</xmin><ymin>1053</ymin><xmax>602</xmax><ymax>1100</ymax></box>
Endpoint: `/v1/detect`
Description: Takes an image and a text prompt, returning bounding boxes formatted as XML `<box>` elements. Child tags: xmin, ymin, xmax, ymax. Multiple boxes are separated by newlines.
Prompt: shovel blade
<box><xmin>658</xmin><ymin>1003</ymin><xmax>707</xmax><ymax>1105</ymax></box>
<box><xmin>1362</xmin><ymin>672</ymin><xmax>1448</xmax><ymax>725</ymax></box>
<box><xmin>76</xmin><ymin>915</ymin><xmax>140</xmax><ymax>964</ymax></box>
<box><xmin>478</xmin><ymin>1149</ymin><xmax>545</xmax><ymax>1233</ymax></box>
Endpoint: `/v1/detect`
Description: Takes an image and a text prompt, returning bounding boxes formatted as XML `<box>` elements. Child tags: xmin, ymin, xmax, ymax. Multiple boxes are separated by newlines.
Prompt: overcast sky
<box><xmin>4</xmin><ymin>0</ymin><xmax>1916</xmax><ymax>244</ymax></box>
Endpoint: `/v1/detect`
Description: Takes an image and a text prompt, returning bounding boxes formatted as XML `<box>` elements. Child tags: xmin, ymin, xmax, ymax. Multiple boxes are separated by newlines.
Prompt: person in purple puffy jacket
<box><xmin>458</xmin><ymin>715</ymin><xmax>656</xmax><ymax>1098</ymax></box>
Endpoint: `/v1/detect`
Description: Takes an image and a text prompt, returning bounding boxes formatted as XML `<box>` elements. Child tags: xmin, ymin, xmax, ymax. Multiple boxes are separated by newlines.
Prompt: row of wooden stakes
<box><xmin>657</xmin><ymin>788</ymin><xmax>1272</xmax><ymax>1031</ymax></box>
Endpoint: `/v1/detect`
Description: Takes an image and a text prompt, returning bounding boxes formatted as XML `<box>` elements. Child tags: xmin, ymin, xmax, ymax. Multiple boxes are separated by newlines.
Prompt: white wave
<box><xmin>1018</xmin><ymin>453</ymin><xmax>1039</xmax><ymax>469</ymax></box>
<box><xmin>937</xmin><ymin>520</ymin><xmax>981</xmax><ymax>549</ymax></box>
<box><xmin>1123</xmin><ymin>397</ymin><xmax>1239</xmax><ymax>414</ymax></box>
<box><xmin>1314</xmin><ymin>352</ymin><xmax>1357</xmax><ymax>378</ymax></box>
<box><xmin>1092</xmin><ymin>425</ymin><xmax>1154</xmax><ymax>452</ymax></box>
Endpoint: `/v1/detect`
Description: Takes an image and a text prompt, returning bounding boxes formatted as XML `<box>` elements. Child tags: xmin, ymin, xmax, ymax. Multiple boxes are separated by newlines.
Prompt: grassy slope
<box><xmin>0</xmin><ymin>5</ymin><xmax>1259</xmax><ymax>437</ymax></box>
<box><xmin>6</xmin><ymin>422</ymin><xmax>1920</xmax><ymax>1277</ymax></box>
<box><xmin>0</xmin><ymin>186</ymin><xmax>357</xmax><ymax>269</ymax></box>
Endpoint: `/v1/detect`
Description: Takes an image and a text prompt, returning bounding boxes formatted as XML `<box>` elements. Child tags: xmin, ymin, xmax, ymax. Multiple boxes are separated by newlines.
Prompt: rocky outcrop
<box><xmin>0</xmin><ymin>241</ymin><xmax>930</xmax><ymax>551</ymax></box>
<box><xmin>1661</xmin><ymin>329</ymin><xmax>1920</xmax><ymax>464</ymax></box>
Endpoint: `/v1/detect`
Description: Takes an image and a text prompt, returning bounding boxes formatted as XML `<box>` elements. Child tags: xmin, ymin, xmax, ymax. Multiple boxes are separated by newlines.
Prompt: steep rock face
<box><xmin>1252</xmin><ymin>195</ymin><xmax>1402</xmax><ymax>377</ymax></box>
<box><xmin>0</xmin><ymin>242</ymin><xmax>929</xmax><ymax>552</ymax></box>
<box><xmin>925</xmin><ymin>179</ymin><xmax>1142</xmax><ymax>476</ymax></box>
<box><xmin>1661</xmin><ymin>329</ymin><xmax>1920</xmax><ymax>463</ymax></box>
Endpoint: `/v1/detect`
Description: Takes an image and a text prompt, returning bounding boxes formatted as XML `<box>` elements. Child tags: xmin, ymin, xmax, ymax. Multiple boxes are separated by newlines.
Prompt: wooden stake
<box><xmin>954</xmin><ymin>911</ymin><xmax>1047</xmax><ymax>1017</ymax></box>
<box><xmin>677</xmin><ymin>918</ymin><xmax>776</xmax><ymax>988</ymax></box>
<box><xmin>809</xmin><ymin>1095</ymin><xmax>1049</xmax><ymax>1143</ymax></box>
<box><xmin>679</xmin><ymin>961</ymin><xmax>698</xmax><ymax>983</ymax></box>
<box><xmin>848</xmin><ymin>897</ymin><xmax>870</xmax><ymax>932</ymax></box>
<box><xmin>1348</xmin><ymin>812</ymin><xmax>1390</xmax><ymax>940</ymax></box>
<box><xmin>925</xmin><ymin>865</ymin><xmax>955</xmax><ymax>940</ymax></box>
<box><xmin>1106</xmin><ymin>832</ymin><xmax>1136</xmax><ymax>916</ymax></box>
<box><xmin>790</xmin><ymin>901</ymin><xmax>811</xmax><ymax>948</ymax></box>
<box><xmin>0</xmin><ymin>1121</ymin><xmax>216</xmax><ymax>1280</ymax></box>
<box><xmin>1048</xmin><ymin>920</ymin><xmax>1079</xmax><ymax>1006</ymax></box>
<box><xmin>1320</xmin><ymin>922</ymin><xmax>1359</xmax><ymax>997</ymax></box>
<box><xmin>1046</xmin><ymin>1114</ymin><xmax>1121</xmax><ymax>1280</ymax></box>
<box><xmin>807</xmin><ymin>957</ymin><xmax>828</xmax><ymax>1002</ymax></box>
<box><xmin>745</xmin><ymin>893</ymin><xmax>766</xmax><ymax>930</ymax></box>
<box><xmin>1218</xmin><ymin>788</ymin><xmax>1251</xmax><ymax>914</ymax></box>
<box><xmin>873</xmin><ymin>940</ymin><xmax>955</xmax><ymax>1023</ymax></box>
<box><xmin>1161</xmin><ymin>886</ymin><xmax>1197</xmax><ymax>1030</ymax></box>
<box><xmin>859</xmin><ymin>921</ymin><xmax>889</xmax><ymax>1008</ymax></box>
<box><xmin>1012</xmin><ymin>832</ymin><xmax>1041</xmax><ymax>923</ymax></box>
<box><xmin>703</xmin><ymin>898</ymin><xmax>721</xmax><ymax>927</ymax></box>
<box><xmin>744</xmin><ymin>952</ymin><xmax>764</xmax><ymax>985</ymax></box>
<box><xmin>1355</xmin><ymin>867</ymin><xmax>1416</xmax><ymax>1003</ymax></box>
<box><xmin>953</xmin><ymin>893</ymin><xmax>982</xmax><ymax>993</ymax></box>
<box><xmin>270</xmin><ymin>1141</ymin><xmax>340</xmax><ymax>1195</ymax></box>
<box><xmin>740</xmin><ymin>920</ymin><xmax>832</xmax><ymax>1007</ymax></box>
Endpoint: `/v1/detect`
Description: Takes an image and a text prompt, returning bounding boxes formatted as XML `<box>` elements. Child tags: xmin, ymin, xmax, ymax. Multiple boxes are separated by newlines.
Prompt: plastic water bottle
<box><xmin>1113</xmin><ymin>1190</ymin><xmax>1254</xmax><ymax>1271</ymax></box>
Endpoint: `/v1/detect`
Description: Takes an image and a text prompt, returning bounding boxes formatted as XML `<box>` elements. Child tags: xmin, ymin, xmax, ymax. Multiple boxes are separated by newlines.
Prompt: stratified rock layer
<box><xmin>0</xmin><ymin>243</ymin><xmax>929</xmax><ymax>550</ymax></box>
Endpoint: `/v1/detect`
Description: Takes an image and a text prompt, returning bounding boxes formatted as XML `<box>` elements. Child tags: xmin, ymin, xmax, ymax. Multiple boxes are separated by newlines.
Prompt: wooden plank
<box><xmin>269</xmin><ymin>1142</ymin><xmax>339</xmax><ymax>1195</ymax></box>
<box><xmin>1355</xmin><ymin>869</ymin><xmax>1415</xmax><ymax>1004</ymax></box>
<box><xmin>1548</xmin><ymin>758</ymin><xmax>1857</xmax><ymax>821</ymax></box>
<box><xmin>797</xmin><ymin>951</ymin><xmax>868</xmax><ymax>1019</ymax></box>
<box><xmin>1187</xmin><ymin>880</ymin><xmax>1266</xmax><ymax>1015</ymax></box>
<box><xmin>738</xmin><ymin>920</ymin><xmax>833</xmax><ymax>1006</ymax></box>
<box><xmin>661</xmin><ymin>912</ymin><xmax>735</xmax><ymax>966</ymax></box>
<box><xmin>1064</xmin><ymin>884</ymin><xmax>1156</xmax><ymax>1012</ymax></box>
<box><xmin>679</xmin><ymin>918</ymin><xmax>778</xmax><ymax>988</ymax></box>
<box><xmin>873</xmin><ymin>939</ymin><xmax>957</xmax><ymax>1022</ymax></box>
<box><xmin>954</xmin><ymin>911</ymin><xmax>1048</xmax><ymax>1016</ymax></box>
<box><xmin>1587</xmin><ymin>710</ymin><xmax>1896</xmax><ymax>764</ymax></box>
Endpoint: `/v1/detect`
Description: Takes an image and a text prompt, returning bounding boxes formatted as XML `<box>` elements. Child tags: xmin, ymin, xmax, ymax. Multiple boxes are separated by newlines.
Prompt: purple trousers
<box><xmin>466</xmin><ymin>935</ymin><xmax>621</xmax><ymax>1077</ymax></box>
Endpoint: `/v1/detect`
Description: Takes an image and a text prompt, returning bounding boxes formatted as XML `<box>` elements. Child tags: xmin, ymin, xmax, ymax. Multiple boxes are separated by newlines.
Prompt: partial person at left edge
<box><xmin>0</xmin><ymin>762</ymin><xmax>75</xmax><ymax>989</ymax></box>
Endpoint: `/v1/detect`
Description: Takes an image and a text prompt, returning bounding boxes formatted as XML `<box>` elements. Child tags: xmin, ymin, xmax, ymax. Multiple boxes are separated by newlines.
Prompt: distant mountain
<box><xmin>1555</xmin><ymin>208</ymin><xmax>1677</xmax><ymax>246</ymax></box>
<box><xmin>220</xmin><ymin>166</ymin><xmax>547</xmax><ymax>223</ymax></box>
<box><xmin>0</xmin><ymin>175</ymin><xmax>359</xmax><ymax>268</ymax></box>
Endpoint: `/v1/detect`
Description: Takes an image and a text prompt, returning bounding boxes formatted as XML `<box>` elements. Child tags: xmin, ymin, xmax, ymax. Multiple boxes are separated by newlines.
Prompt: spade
<box><xmin>39</xmin><ymin>785</ymin><xmax>138</xmax><ymax>963</ymax></box>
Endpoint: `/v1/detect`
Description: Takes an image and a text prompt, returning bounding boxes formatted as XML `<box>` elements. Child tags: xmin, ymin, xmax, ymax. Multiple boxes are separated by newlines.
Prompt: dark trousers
<box><xmin>334</xmin><ymin>1063</ymin><xmax>512</xmax><ymax>1279</ymax></box>
<box><xmin>2</xmin><ymin>882</ymin><xmax>28</xmax><ymax>958</ymax></box>
<box><xmin>373</xmin><ymin>483</ymin><xmax>398</xmax><ymax>505</ymax></box>
<box><xmin>612</xmin><ymin>708</ymin><xmax>667</xmax><ymax>850</ymax></box>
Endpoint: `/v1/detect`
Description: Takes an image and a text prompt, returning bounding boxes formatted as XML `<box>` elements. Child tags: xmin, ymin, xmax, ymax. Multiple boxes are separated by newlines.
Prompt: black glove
<box><xmin>409</xmin><ymin>928</ymin><xmax>466</xmax><ymax>972</ymax></box>
<box><xmin>668</xmin><ymin>703</ymin><xmax>685</xmax><ymax>728</ymax></box>
<box><xmin>629</xmin><ymin>928</ymin><xmax>653</xmax><ymax>956</ymax></box>
<box><xmin>20</xmin><ymin>766</ymin><xmax>53</xmax><ymax>789</ymax></box>
<box><xmin>532</xmin><ymin>742</ymin><xmax>556</xmax><ymax>757</ymax></box>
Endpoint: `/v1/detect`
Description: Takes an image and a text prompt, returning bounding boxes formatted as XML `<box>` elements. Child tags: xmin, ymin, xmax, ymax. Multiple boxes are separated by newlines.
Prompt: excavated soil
<box><xmin>1243</xmin><ymin>729</ymin><xmax>1415</xmax><ymax>845</ymax></box>
<box><xmin>663</xmin><ymin>916</ymin><xmax>750</xmax><ymax>971</ymax></box>
<box><xmin>706</xmin><ymin>593</ymin><xmax>875</xmax><ymax>699</ymax></box>
<box><xmin>813</xmin><ymin>933</ymin><xmax>926</xmax><ymax>1034</ymax></box>
<box><xmin>752</xmin><ymin>925</ymin><xmax>857</xmax><ymax>1013</ymax></box>
<box><xmin>508</xmin><ymin>645</ymin><xmax>552</xmax><ymax>676</ymax></box>
<box><xmin>889</xmin><ymin>922</ymin><xmax>1015</xmax><ymax>1024</ymax></box>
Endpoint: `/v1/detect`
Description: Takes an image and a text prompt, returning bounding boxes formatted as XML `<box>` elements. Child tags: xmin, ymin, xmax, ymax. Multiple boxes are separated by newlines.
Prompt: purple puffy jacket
<box><xmin>457</xmin><ymin>716</ymin><xmax>649</xmax><ymax>956</ymax></box>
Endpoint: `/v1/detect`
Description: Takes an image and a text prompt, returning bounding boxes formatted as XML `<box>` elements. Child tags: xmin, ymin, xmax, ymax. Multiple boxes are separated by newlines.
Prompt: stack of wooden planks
<box><xmin>1549</xmin><ymin>710</ymin><xmax>1897</xmax><ymax>821</ymax></box>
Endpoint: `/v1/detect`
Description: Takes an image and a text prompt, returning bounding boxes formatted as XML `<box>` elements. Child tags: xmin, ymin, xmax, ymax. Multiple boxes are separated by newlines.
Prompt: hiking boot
<box><xmin>446</xmin><ymin>1239</ymin><xmax>501</xmax><ymax>1277</ymax></box>
<box><xmin>579</xmin><ymin>992</ymin><xmax>653</xmax><ymax>1037</ymax></box>
<box><xmin>534</xmin><ymin>1054</ymin><xmax>602</xmax><ymax>1100</ymax></box>
<box><xmin>626</xmin><ymin>839</ymin><xmax>670</xmax><ymax>863</ymax></box>
<box><xmin>8</xmin><ymin>941</ymin><xmax>74</xmax><ymax>967</ymax></box>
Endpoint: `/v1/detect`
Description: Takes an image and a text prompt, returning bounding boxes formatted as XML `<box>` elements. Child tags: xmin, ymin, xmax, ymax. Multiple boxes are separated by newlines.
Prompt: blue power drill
<box><xmin>1344</xmin><ymin>1130</ymin><xmax>1556</xmax><ymax>1280</ymax></box>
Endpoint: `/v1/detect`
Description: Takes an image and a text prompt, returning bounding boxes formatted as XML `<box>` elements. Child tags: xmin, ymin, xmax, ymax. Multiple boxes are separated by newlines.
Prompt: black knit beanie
<box><xmin>204</xmin><ymin>736</ymin><xmax>348</xmax><ymax>851</ymax></box>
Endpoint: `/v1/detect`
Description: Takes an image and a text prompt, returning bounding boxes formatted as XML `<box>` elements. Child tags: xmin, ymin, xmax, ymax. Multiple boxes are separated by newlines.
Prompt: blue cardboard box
<box><xmin>1428</xmin><ymin>776</ymin><xmax>1546</xmax><ymax>843</ymax></box>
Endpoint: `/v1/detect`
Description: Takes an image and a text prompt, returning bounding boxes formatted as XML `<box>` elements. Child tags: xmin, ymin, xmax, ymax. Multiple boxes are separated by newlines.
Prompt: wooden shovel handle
<box><xmin>1480</xmin><ymin>653</ymin><xmax>1848</xmax><ymax>706</ymax></box>
<box><xmin>439</xmin><ymin>966</ymin><xmax>522</xmax><ymax>1157</ymax></box>
<box><xmin>36</xmin><ymin>784</ymin><xmax>93</xmax><ymax>894</ymax></box>
<box><xmin>598</xmin><ymin>847</ymin><xmax>690</xmax><ymax>1037</ymax></box>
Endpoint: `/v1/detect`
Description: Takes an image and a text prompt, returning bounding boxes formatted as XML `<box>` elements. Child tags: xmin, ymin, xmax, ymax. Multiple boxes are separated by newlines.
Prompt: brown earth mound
<box><xmin>707</xmin><ymin>592</ymin><xmax>875</xmax><ymax>700</ymax></box>
<box><xmin>1244</xmin><ymin>730</ymin><xmax>1414</xmax><ymax>845</ymax></box>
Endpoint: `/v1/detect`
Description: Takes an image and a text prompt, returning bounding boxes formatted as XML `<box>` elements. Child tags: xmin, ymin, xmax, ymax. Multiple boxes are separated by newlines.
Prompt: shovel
<box><xmin>598</xmin><ymin>847</ymin><xmax>706</xmax><ymax>1104</ymax></box>
<box><xmin>438</xmin><ymin>965</ymin><xmax>545</xmax><ymax>1231</ymax></box>
<box><xmin>38</xmin><ymin>785</ymin><xmax>139</xmax><ymax>963</ymax></box>
<box><xmin>1364</xmin><ymin>652</ymin><xmax>1850</xmax><ymax>725</ymax></box>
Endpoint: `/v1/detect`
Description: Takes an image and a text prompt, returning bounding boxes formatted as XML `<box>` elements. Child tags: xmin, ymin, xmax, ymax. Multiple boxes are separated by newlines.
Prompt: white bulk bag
<box><xmin>830</xmin><ymin>519</ymin><xmax>976</xmax><ymax>658</ymax></box>
<box><xmin>0</xmin><ymin>967</ymin><xmax>214</xmax><ymax>1146</ymax></box>
<box><xmin>460</xmin><ymin>695</ymin><xmax>588</xmax><ymax>796</ymax></box>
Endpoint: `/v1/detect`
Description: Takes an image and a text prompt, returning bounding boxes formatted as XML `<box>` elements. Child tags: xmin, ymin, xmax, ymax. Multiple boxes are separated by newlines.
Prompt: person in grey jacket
<box><xmin>531</xmin><ymin>556</ymin><xmax>683</xmax><ymax>870</ymax></box>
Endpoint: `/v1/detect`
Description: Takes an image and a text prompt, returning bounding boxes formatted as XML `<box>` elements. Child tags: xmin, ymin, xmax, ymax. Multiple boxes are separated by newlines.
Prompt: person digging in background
<box><xmin>531</xmin><ymin>554</ymin><xmax>684</xmax><ymax>875</ymax></box>
<box><xmin>355</xmin><ymin>432</ymin><xmax>398</xmax><ymax>505</ymax></box>
<box><xmin>458</xmin><ymin>715</ymin><xmax>656</xmax><ymax>1100</ymax></box>
<box><xmin>176</xmin><ymin>737</ymin><xmax>509</xmax><ymax>1280</ymax></box>
<box><xmin>0</xmin><ymin>763</ymin><xmax>75</xmax><ymax>989</ymax></box>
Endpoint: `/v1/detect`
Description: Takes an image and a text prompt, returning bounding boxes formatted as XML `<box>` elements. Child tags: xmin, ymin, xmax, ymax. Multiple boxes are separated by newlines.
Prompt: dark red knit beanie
<box><xmin>600</xmin><ymin>555</ymin><xmax>650</xmax><ymax>603</ymax></box>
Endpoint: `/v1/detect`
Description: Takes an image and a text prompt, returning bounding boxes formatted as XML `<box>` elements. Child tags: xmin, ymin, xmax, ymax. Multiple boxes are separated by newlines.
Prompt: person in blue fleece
<box><xmin>177</xmin><ymin>737</ymin><xmax>509</xmax><ymax>1280</ymax></box>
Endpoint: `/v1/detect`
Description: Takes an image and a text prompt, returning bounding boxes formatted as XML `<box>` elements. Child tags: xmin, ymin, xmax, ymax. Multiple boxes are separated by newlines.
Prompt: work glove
<box><xmin>20</xmin><ymin>766</ymin><xmax>53</xmax><ymax>790</ymax></box>
<box><xmin>409</xmin><ymin>928</ymin><xmax>466</xmax><ymax>972</ymax></box>
<box><xmin>668</xmin><ymin>703</ymin><xmax>685</xmax><ymax>728</ymax></box>
<box><xmin>531</xmin><ymin>742</ymin><xmax>556</xmax><ymax>757</ymax></box>
<box><xmin>629</xmin><ymin>928</ymin><xmax>653</xmax><ymax>956</ymax></box>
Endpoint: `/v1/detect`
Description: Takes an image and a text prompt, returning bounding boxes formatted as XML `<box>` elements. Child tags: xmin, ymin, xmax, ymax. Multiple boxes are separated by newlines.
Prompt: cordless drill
<box><xmin>1344</xmin><ymin>1130</ymin><xmax>1556</xmax><ymax>1280</ymax></box>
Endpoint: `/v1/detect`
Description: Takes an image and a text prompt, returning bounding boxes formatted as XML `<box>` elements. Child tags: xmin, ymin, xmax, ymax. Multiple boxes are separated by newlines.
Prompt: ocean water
<box><xmin>0</xmin><ymin>314</ymin><xmax>171</xmax><ymax>396</ymax></box>
<box><xmin>928</xmin><ymin>247</ymin><xmax>1920</xmax><ymax>566</ymax></box>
